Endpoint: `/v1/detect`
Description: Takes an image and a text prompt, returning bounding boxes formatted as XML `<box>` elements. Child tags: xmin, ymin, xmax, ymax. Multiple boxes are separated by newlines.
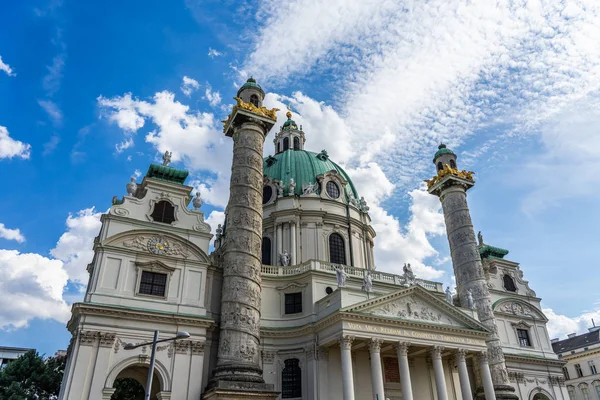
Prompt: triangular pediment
<box><xmin>342</xmin><ymin>285</ymin><xmax>488</xmax><ymax>331</ymax></box>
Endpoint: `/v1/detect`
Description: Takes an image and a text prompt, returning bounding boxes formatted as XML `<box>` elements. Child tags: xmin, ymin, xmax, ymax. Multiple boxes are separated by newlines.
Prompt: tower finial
<box><xmin>286</xmin><ymin>104</ymin><xmax>292</xmax><ymax>119</ymax></box>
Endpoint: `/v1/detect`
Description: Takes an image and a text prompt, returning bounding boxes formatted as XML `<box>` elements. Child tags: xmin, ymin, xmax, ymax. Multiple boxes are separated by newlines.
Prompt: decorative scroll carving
<box><xmin>395</xmin><ymin>342</ymin><xmax>410</xmax><ymax>357</ymax></box>
<box><xmin>455</xmin><ymin>348</ymin><xmax>468</xmax><ymax>361</ymax></box>
<box><xmin>368</xmin><ymin>294</ymin><xmax>457</xmax><ymax>326</ymax></box>
<box><xmin>79</xmin><ymin>331</ymin><xmax>97</xmax><ymax>346</ymax></box>
<box><xmin>190</xmin><ymin>341</ymin><xmax>205</xmax><ymax>355</ymax></box>
<box><xmin>368</xmin><ymin>338</ymin><xmax>384</xmax><ymax>353</ymax></box>
<box><xmin>99</xmin><ymin>333</ymin><xmax>116</xmax><ymax>348</ymax></box>
<box><xmin>339</xmin><ymin>335</ymin><xmax>354</xmax><ymax>350</ymax></box>
<box><xmin>430</xmin><ymin>346</ymin><xmax>444</xmax><ymax>359</ymax></box>
<box><xmin>175</xmin><ymin>341</ymin><xmax>189</xmax><ymax>354</ymax></box>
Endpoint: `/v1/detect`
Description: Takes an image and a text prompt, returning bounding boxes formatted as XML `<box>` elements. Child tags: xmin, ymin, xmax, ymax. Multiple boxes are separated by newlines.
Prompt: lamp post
<box><xmin>123</xmin><ymin>330</ymin><xmax>190</xmax><ymax>400</ymax></box>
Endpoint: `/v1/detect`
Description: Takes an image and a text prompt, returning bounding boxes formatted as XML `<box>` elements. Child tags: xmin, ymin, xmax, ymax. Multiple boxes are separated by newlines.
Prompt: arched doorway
<box><xmin>110</xmin><ymin>364</ymin><xmax>161</xmax><ymax>400</ymax></box>
<box><xmin>529</xmin><ymin>388</ymin><xmax>553</xmax><ymax>400</ymax></box>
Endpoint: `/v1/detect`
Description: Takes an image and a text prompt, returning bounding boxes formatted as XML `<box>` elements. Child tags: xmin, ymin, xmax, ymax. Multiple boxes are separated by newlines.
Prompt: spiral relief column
<box><xmin>204</xmin><ymin>78</ymin><xmax>279</xmax><ymax>399</ymax></box>
<box><xmin>426</xmin><ymin>144</ymin><xmax>517</xmax><ymax>400</ymax></box>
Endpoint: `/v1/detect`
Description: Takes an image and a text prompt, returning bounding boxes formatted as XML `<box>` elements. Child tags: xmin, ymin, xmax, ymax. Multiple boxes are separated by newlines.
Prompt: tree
<box><xmin>111</xmin><ymin>378</ymin><xmax>145</xmax><ymax>400</ymax></box>
<box><xmin>0</xmin><ymin>350</ymin><xmax>66</xmax><ymax>400</ymax></box>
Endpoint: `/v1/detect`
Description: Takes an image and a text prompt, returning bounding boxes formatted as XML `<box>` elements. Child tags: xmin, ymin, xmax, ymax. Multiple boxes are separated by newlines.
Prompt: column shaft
<box><xmin>369</xmin><ymin>339</ymin><xmax>385</xmax><ymax>400</ymax></box>
<box><xmin>290</xmin><ymin>222</ymin><xmax>297</xmax><ymax>265</ymax></box>
<box><xmin>276</xmin><ymin>223</ymin><xmax>283</xmax><ymax>260</ymax></box>
<box><xmin>339</xmin><ymin>336</ymin><xmax>355</xmax><ymax>400</ymax></box>
<box><xmin>479</xmin><ymin>352</ymin><xmax>496</xmax><ymax>400</ymax></box>
<box><xmin>455</xmin><ymin>350</ymin><xmax>473</xmax><ymax>400</ymax></box>
<box><xmin>396</xmin><ymin>343</ymin><xmax>413</xmax><ymax>400</ymax></box>
<box><xmin>430</xmin><ymin>347</ymin><xmax>448</xmax><ymax>400</ymax></box>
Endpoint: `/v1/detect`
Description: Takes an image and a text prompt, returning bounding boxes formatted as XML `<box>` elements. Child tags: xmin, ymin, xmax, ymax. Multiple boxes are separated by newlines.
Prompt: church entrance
<box><xmin>110</xmin><ymin>365</ymin><xmax>160</xmax><ymax>400</ymax></box>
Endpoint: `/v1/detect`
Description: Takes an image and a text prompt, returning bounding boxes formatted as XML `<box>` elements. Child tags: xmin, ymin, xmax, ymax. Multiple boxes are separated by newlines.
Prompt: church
<box><xmin>58</xmin><ymin>78</ymin><xmax>568</xmax><ymax>400</ymax></box>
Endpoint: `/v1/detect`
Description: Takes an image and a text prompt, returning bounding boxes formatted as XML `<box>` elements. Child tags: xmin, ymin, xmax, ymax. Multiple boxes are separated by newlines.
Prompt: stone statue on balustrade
<box><xmin>279</xmin><ymin>250</ymin><xmax>291</xmax><ymax>266</ymax></box>
<box><xmin>362</xmin><ymin>272</ymin><xmax>373</xmax><ymax>293</ymax></box>
<box><xmin>402</xmin><ymin>263</ymin><xmax>416</xmax><ymax>286</ymax></box>
<box><xmin>302</xmin><ymin>181</ymin><xmax>317</xmax><ymax>195</ymax></box>
<box><xmin>445</xmin><ymin>286</ymin><xmax>453</xmax><ymax>304</ymax></box>
<box><xmin>276</xmin><ymin>181</ymin><xmax>284</xmax><ymax>198</ymax></box>
<box><xmin>335</xmin><ymin>265</ymin><xmax>347</xmax><ymax>288</ymax></box>
<box><xmin>288</xmin><ymin>178</ymin><xmax>296</xmax><ymax>196</ymax></box>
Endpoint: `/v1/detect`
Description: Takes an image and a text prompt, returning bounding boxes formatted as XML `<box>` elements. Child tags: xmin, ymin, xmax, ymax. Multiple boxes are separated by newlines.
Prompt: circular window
<box><xmin>326</xmin><ymin>181</ymin><xmax>340</xmax><ymax>199</ymax></box>
<box><xmin>262</xmin><ymin>186</ymin><xmax>273</xmax><ymax>204</ymax></box>
<box><xmin>325</xmin><ymin>286</ymin><xmax>333</xmax><ymax>295</ymax></box>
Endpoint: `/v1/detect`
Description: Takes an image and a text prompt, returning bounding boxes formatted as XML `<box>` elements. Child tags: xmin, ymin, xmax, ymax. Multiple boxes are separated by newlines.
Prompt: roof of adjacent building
<box><xmin>552</xmin><ymin>330</ymin><xmax>600</xmax><ymax>353</ymax></box>
<box><xmin>146</xmin><ymin>164</ymin><xmax>189</xmax><ymax>185</ymax></box>
<box><xmin>263</xmin><ymin>149</ymin><xmax>359</xmax><ymax>200</ymax></box>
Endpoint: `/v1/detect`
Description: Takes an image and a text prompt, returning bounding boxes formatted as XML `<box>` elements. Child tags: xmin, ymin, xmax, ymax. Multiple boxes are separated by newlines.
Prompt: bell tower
<box><xmin>203</xmin><ymin>78</ymin><xmax>280</xmax><ymax>400</ymax></box>
<box><xmin>426</xmin><ymin>144</ymin><xmax>518</xmax><ymax>399</ymax></box>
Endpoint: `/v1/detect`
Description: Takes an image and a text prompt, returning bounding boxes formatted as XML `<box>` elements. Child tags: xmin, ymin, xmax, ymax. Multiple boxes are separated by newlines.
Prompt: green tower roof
<box><xmin>237</xmin><ymin>77</ymin><xmax>265</xmax><ymax>97</ymax></box>
<box><xmin>433</xmin><ymin>143</ymin><xmax>456</xmax><ymax>161</ymax></box>
<box><xmin>263</xmin><ymin>149</ymin><xmax>359</xmax><ymax>201</ymax></box>
<box><xmin>146</xmin><ymin>164</ymin><xmax>189</xmax><ymax>185</ymax></box>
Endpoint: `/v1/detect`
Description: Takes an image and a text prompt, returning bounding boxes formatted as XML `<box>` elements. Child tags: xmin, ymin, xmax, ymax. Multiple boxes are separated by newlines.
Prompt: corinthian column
<box><xmin>205</xmin><ymin>82</ymin><xmax>279</xmax><ymax>399</ymax></box>
<box><xmin>368</xmin><ymin>338</ymin><xmax>385</xmax><ymax>400</ymax></box>
<box><xmin>339</xmin><ymin>335</ymin><xmax>355</xmax><ymax>400</ymax></box>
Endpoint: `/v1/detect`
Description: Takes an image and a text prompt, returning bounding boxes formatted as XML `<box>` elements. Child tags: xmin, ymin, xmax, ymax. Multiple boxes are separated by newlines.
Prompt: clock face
<box><xmin>512</xmin><ymin>303</ymin><xmax>524</xmax><ymax>315</ymax></box>
<box><xmin>147</xmin><ymin>236</ymin><xmax>169</xmax><ymax>255</ymax></box>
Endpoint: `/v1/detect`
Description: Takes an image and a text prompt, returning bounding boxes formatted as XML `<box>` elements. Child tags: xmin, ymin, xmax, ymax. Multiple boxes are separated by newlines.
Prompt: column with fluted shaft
<box><xmin>455</xmin><ymin>349</ymin><xmax>473</xmax><ymax>400</ymax></box>
<box><xmin>479</xmin><ymin>351</ymin><xmax>496</xmax><ymax>400</ymax></box>
<box><xmin>430</xmin><ymin>346</ymin><xmax>448</xmax><ymax>400</ymax></box>
<box><xmin>369</xmin><ymin>338</ymin><xmax>385</xmax><ymax>400</ymax></box>
<box><xmin>339</xmin><ymin>335</ymin><xmax>355</xmax><ymax>400</ymax></box>
<box><xmin>396</xmin><ymin>342</ymin><xmax>413</xmax><ymax>400</ymax></box>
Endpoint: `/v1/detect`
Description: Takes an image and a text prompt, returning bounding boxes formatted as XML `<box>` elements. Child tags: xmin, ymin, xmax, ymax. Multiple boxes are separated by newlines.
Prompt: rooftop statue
<box><xmin>335</xmin><ymin>265</ymin><xmax>347</xmax><ymax>288</ymax></box>
<box><xmin>279</xmin><ymin>250</ymin><xmax>291</xmax><ymax>267</ymax></box>
<box><xmin>162</xmin><ymin>150</ymin><xmax>172</xmax><ymax>166</ymax></box>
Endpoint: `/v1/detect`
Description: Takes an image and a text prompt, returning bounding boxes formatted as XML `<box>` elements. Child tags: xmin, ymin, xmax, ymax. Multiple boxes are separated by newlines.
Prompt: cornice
<box><xmin>505</xmin><ymin>353</ymin><xmax>566</xmax><ymax>367</ymax></box>
<box><xmin>561</xmin><ymin>347</ymin><xmax>600</xmax><ymax>361</ymax></box>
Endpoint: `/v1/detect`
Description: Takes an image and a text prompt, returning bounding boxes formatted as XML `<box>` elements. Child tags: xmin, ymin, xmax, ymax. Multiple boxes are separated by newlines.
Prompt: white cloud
<box><xmin>43</xmin><ymin>135</ymin><xmax>60</xmax><ymax>155</ymax></box>
<box><xmin>133</xmin><ymin>169</ymin><xmax>142</xmax><ymax>179</ymax></box>
<box><xmin>38</xmin><ymin>99</ymin><xmax>63</xmax><ymax>126</ymax></box>
<box><xmin>116</xmin><ymin>137</ymin><xmax>134</xmax><ymax>153</ymax></box>
<box><xmin>181</xmin><ymin>76</ymin><xmax>201</xmax><ymax>97</ymax></box>
<box><xmin>43</xmin><ymin>53</ymin><xmax>65</xmax><ymax>96</ymax></box>
<box><xmin>544</xmin><ymin>306</ymin><xmax>600</xmax><ymax>340</ymax></box>
<box><xmin>0</xmin><ymin>55</ymin><xmax>15</xmax><ymax>76</ymax></box>
<box><xmin>50</xmin><ymin>207</ymin><xmax>102</xmax><ymax>285</ymax></box>
<box><xmin>204</xmin><ymin>85</ymin><xmax>222</xmax><ymax>107</ymax></box>
<box><xmin>208</xmin><ymin>48</ymin><xmax>223</xmax><ymax>58</ymax></box>
<box><xmin>0</xmin><ymin>249</ymin><xmax>70</xmax><ymax>330</ymax></box>
<box><xmin>0</xmin><ymin>125</ymin><xmax>31</xmax><ymax>159</ymax></box>
<box><xmin>0</xmin><ymin>223</ymin><xmax>25</xmax><ymax>243</ymax></box>
<box><xmin>98</xmin><ymin>93</ymin><xmax>146</xmax><ymax>132</ymax></box>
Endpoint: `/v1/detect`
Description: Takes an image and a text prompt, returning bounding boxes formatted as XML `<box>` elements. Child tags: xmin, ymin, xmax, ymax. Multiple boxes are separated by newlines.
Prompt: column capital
<box><xmin>395</xmin><ymin>341</ymin><xmax>411</xmax><ymax>356</ymax></box>
<box><xmin>477</xmin><ymin>350</ymin><xmax>489</xmax><ymax>363</ymax></box>
<box><xmin>339</xmin><ymin>335</ymin><xmax>355</xmax><ymax>350</ymax></box>
<box><xmin>429</xmin><ymin>345</ymin><xmax>445</xmax><ymax>359</ymax></box>
<box><xmin>368</xmin><ymin>338</ymin><xmax>384</xmax><ymax>353</ymax></box>
<box><xmin>455</xmin><ymin>348</ymin><xmax>468</xmax><ymax>361</ymax></box>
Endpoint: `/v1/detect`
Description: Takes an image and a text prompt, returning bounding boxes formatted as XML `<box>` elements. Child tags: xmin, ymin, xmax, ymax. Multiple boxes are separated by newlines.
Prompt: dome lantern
<box><xmin>433</xmin><ymin>143</ymin><xmax>458</xmax><ymax>172</ymax></box>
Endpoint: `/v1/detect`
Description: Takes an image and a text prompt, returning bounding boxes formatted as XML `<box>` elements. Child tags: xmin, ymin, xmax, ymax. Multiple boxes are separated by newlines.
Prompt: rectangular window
<box><xmin>575</xmin><ymin>363</ymin><xmax>584</xmax><ymax>378</ymax></box>
<box><xmin>594</xmin><ymin>385</ymin><xmax>600</xmax><ymax>398</ymax></box>
<box><xmin>517</xmin><ymin>329</ymin><xmax>531</xmax><ymax>347</ymax></box>
<box><xmin>138</xmin><ymin>271</ymin><xmax>167</xmax><ymax>297</ymax></box>
<box><xmin>284</xmin><ymin>292</ymin><xmax>302</xmax><ymax>314</ymax></box>
<box><xmin>563</xmin><ymin>367</ymin><xmax>571</xmax><ymax>380</ymax></box>
<box><xmin>581</xmin><ymin>385</ymin><xmax>591</xmax><ymax>400</ymax></box>
<box><xmin>589</xmin><ymin>360</ymin><xmax>597</xmax><ymax>375</ymax></box>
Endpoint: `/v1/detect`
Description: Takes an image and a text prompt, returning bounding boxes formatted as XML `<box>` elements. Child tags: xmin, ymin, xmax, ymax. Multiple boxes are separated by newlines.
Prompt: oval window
<box><xmin>326</xmin><ymin>181</ymin><xmax>340</xmax><ymax>199</ymax></box>
<box><xmin>263</xmin><ymin>186</ymin><xmax>273</xmax><ymax>204</ymax></box>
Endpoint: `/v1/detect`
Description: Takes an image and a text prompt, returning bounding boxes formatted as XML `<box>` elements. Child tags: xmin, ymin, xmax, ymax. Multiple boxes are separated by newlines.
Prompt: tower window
<box><xmin>449</xmin><ymin>159</ymin><xmax>456</xmax><ymax>169</ymax></box>
<box><xmin>283</xmin><ymin>137</ymin><xmax>290</xmax><ymax>151</ymax></box>
<box><xmin>329</xmin><ymin>233</ymin><xmax>346</xmax><ymax>265</ymax></box>
<box><xmin>282</xmin><ymin>358</ymin><xmax>301</xmax><ymax>398</ymax></box>
<box><xmin>575</xmin><ymin>364</ymin><xmax>584</xmax><ymax>378</ymax></box>
<box><xmin>261</xmin><ymin>237</ymin><xmax>272</xmax><ymax>265</ymax></box>
<box><xmin>293</xmin><ymin>137</ymin><xmax>300</xmax><ymax>150</ymax></box>
<box><xmin>588</xmin><ymin>360</ymin><xmax>597</xmax><ymax>374</ymax></box>
<box><xmin>503</xmin><ymin>274</ymin><xmax>517</xmax><ymax>292</ymax></box>
<box><xmin>326</xmin><ymin>181</ymin><xmax>340</xmax><ymax>199</ymax></box>
<box><xmin>517</xmin><ymin>328</ymin><xmax>531</xmax><ymax>347</ymax></box>
<box><xmin>151</xmin><ymin>200</ymin><xmax>176</xmax><ymax>224</ymax></box>
<box><xmin>250</xmin><ymin>94</ymin><xmax>259</xmax><ymax>107</ymax></box>
<box><xmin>263</xmin><ymin>185</ymin><xmax>273</xmax><ymax>204</ymax></box>
<box><xmin>437</xmin><ymin>162</ymin><xmax>443</xmax><ymax>171</ymax></box>
<box><xmin>284</xmin><ymin>292</ymin><xmax>302</xmax><ymax>314</ymax></box>
<box><xmin>138</xmin><ymin>271</ymin><xmax>167</xmax><ymax>297</ymax></box>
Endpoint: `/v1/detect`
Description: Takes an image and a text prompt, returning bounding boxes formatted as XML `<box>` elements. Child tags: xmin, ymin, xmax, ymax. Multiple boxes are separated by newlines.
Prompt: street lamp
<box><xmin>123</xmin><ymin>330</ymin><xmax>190</xmax><ymax>400</ymax></box>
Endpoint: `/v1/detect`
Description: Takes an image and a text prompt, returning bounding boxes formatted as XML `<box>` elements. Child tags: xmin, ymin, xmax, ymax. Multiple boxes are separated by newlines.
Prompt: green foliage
<box><xmin>0</xmin><ymin>350</ymin><xmax>66</xmax><ymax>400</ymax></box>
<box><xmin>111</xmin><ymin>378</ymin><xmax>145</xmax><ymax>400</ymax></box>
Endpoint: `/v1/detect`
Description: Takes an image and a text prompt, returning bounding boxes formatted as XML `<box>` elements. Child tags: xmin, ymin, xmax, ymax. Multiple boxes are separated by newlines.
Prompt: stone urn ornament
<box><xmin>192</xmin><ymin>192</ymin><xmax>203</xmax><ymax>210</ymax></box>
<box><xmin>126</xmin><ymin>177</ymin><xmax>137</xmax><ymax>196</ymax></box>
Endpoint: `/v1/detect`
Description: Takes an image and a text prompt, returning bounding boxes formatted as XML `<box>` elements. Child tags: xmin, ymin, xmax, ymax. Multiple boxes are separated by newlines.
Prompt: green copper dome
<box><xmin>237</xmin><ymin>77</ymin><xmax>265</xmax><ymax>97</ymax></box>
<box><xmin>433</xmin><ymin>143</ymin><xmax>455</xmax><ymax>161</ymax></box>
<box><xmin>263</xmin><ymin>149</ymin><xmax>359</xmax><ymax>201</ymax></box>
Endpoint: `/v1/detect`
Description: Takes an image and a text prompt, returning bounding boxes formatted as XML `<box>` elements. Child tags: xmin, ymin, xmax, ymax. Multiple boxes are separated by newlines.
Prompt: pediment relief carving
<box><xmin>103</xmin><ymin>230</ymin><xmax>210</xmax><ymax>263</ymax></box>
<box><xmin>276</xmin><ymin>282</ymin><xmax>308</xmax><ymax>293</ymax></box>
<box><xmin>510</xmin><ymin>320</ymin><xmax>532</xmax><ymax>329</ymax></box>
<box><xmin>493</xmin><ymin>299</ymin><xmax>546</xmax><ymax>321</ymax></box>
<box><xmin>135</xmin><ymin>260</ymin><xmax>176</xmax><ymax>274</ymax></box>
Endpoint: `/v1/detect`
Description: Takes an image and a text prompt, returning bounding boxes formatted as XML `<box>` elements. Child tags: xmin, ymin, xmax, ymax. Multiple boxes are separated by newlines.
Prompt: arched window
<box><xmin>503</xmin><ymin>274</ymin><xmax>517</xmax><ymax>292</ymax></box>
<box><xmin>449</xmin><ymin>159</ymin><xmax>456</xmax><ymax>169</ymax></box>
<box><xmin>326</xmin><ymin>181</ymin><xmax>340</xmax><ymax>199</ymax></box>
<box><xmin>261</xmin><ymin>237</ymin><xmax>271</xmax><ymax>265</ymax></box>
<box><xmin>329</xmin><ymin>233</ymin><xmax>346</xmax><ymax>265</ymax></box>
<box><xmin>250</xmin><ymin>94</ymin><xmax>259</xmax><ymax>107</ymax></box>
<box><xmin>263</xmin><ymin>186</ymin><xmax>273</xmax><ymax>204</ymax></box>
<box><xmin>283</xmin><ymin>137</ymin><xmax>290</xmax><ymax>151</ymax></box>
<box><xmin>437</xmin><ymin>161</ymin><xmax>443</xmax><ymax>171</ymax></box>
<box><xmin>579</xmin><ymin>383</ymin><xmax>591</xmax><ymax>400</ymax></box>
<box><xmin>151</xmin><ymin>200</ymin><xmax>175</xmax><ymax>224</ymax></box>
<box><xmin>531</xmin><ymin>393</ymin><xmax>551</xmax><ymax>400</ymax></box>
<box><xmin>282</xmin><ymin>358</ymin><xmax>301</xmax><ymax>398</ymax></box>
<box><xmin>567</xmin><ymin>386</ymin><xmax>576</xmax><ymax>400</ymax></box>
<box><xmin>293</xmin><ymin>137</ymin><xmax>300</xmax><ymax>150</ymax></box>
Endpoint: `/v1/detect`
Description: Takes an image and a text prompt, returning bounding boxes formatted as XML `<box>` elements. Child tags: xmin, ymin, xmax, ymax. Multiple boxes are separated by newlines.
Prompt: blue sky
<box><xmin>1</xmin><ymin>0</ymin><xmax>600</xmax><ymax>357</ymax></box>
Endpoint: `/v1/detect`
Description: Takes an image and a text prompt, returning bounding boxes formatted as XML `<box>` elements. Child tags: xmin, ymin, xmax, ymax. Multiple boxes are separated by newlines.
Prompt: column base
<box><xmin>474</xmin><ymin>385</ymin><xmax>519</xmax><ymax>400</ymax></box>
<box><xmin>202</xmin><ymin>380</ymin><xmax>279</xmax><ymax>400</ymax></box>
